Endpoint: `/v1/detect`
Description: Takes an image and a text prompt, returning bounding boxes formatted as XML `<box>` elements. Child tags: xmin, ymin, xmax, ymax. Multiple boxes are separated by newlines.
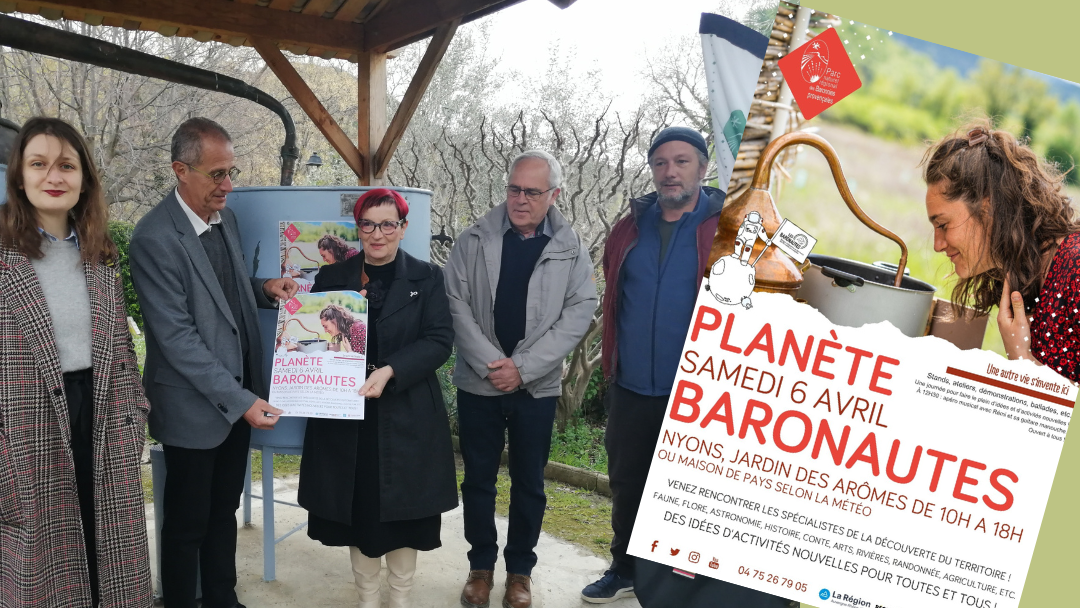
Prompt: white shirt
<box><xmin>175</xmin><ymin>187</ymin><xmax>222</xmax><ymax>236</ymax></box>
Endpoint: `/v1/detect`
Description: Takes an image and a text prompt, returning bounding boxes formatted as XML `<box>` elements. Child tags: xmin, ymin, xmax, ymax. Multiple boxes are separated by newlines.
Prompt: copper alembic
<box><xmin>709</xmin><ymin>131</ymin><xmax>908</xmax><ymax>295</ymax></box>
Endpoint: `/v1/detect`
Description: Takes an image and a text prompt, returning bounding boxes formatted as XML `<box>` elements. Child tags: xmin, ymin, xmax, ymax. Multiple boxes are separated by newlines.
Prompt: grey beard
<box><xmin>657</xmin><ymin>188</ymin><xmax>695</xmax><ymax>209</ymax></box>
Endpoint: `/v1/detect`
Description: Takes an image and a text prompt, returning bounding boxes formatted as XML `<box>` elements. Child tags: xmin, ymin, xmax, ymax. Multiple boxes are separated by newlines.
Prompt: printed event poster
<box><xmin>279</xmin><ymin>221</ymin><xmax>361</xmax><ymax>294</ymax></box>
<box><xmin>627</xmin><ymin>289</ymin><xmax>1073</xmax><ymax>608</ymax></box>
<box><xmin>269</xmin><ymin>291</ymin><xmax>367</xmax><ymax>419</ymax></box>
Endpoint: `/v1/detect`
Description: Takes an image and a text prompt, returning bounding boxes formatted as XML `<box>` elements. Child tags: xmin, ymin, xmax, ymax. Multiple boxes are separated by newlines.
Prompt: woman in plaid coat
<box><xmin>0</xmin><ymin>118</ymin><xmax>153</xmax><ymax>607</ymax></box>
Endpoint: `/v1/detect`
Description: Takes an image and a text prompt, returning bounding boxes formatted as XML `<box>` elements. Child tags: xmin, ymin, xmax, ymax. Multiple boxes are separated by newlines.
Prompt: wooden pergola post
<box><xmin>358</xmin><ymin>50</ymin><xmax>387</xmax><ymax>186</ymax></box>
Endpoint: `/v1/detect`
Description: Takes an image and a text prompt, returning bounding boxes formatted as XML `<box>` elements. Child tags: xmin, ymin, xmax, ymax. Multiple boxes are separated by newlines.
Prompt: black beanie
<box><xmin>648</xmin><ymin>126</ymin><xmax>708</xmax><ymax>159</ymax></box>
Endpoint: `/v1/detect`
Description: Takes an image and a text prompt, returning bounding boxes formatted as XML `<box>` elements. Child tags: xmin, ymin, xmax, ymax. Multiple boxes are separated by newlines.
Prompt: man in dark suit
<box><xmin>130</xmin><ymin>117</ymin><xmax>297</xmax><ymax>608</ymax></box>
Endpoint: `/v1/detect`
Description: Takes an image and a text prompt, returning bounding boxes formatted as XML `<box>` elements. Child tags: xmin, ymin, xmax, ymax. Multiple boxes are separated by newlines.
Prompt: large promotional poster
<box><xmin>628</xmin><ymin>289</ymin><xmax>1072</xmax><ymax>608</ymax></box>
<box><xmin>270</xmin><ymin>291</ymin><xmax>368</xmax><ymax>419</ymax></box>
<box><xmin>629</xmin><ymin>3</ymin><xmax>1079</xmax><ymax>606</ymax></box>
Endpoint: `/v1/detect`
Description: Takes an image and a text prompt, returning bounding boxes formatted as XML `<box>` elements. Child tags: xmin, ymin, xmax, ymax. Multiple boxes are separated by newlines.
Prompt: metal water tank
<box><xmin>227</xmin><ymin>186</ymin><xmax>433</xmax><ymax>451</ymax></box>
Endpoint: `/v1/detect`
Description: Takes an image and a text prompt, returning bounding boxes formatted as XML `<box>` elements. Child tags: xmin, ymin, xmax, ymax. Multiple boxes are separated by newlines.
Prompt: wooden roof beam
<box><xmin>373</xmin><ymin>18</ymin><xmax>458</xmax><ymax>179</ymax></box>
<box><xmin>33</xmin><ymin>0</ymin><xmax>365</xmax><ymax>56</ymax></box>
<box><xmin>364</xmin><ymin>0</ymin><xmax>516</xmax><ymax>53</ymax></box>
<box><xmin>253</xmin><ymin>37</ymin><xmax>365</xmax><ymax>180</ymax></box>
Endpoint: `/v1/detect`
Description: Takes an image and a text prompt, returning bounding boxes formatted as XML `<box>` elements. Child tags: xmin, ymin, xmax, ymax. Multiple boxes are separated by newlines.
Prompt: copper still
<box><xmin>708</xmin><ymin>131</ymin><xmax>909</xmax><ymax>293</ymax></box>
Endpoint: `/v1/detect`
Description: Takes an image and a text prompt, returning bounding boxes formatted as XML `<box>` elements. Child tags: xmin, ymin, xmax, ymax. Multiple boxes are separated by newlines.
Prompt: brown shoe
<box><xmin>502</xmin><ymin>574</ymin><xmax>532</xmax><ymax>608</ymax></box>
<box><xmin>461</xmin><ymin>569</ymin><xmax>494</xmax><ymax>608</ymax></box>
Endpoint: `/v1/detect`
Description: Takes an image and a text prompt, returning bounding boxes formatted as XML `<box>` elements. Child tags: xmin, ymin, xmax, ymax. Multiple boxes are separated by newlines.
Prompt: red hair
<box><xmin>353</xmin><ymin>188</ymin><xmax>409</xmax><ymax>224</ymax></box>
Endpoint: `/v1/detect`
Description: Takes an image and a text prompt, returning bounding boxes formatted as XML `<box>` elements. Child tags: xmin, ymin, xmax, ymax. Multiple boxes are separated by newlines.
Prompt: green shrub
<box><xmin>550</xmin><ymin>415</ymin><xmax>608</xmax><ymax>474</ymax></box>
<box><xmin>108</xmin><ymin>221</ymin><xmax>141</xmax><ymax>327</ymax></box>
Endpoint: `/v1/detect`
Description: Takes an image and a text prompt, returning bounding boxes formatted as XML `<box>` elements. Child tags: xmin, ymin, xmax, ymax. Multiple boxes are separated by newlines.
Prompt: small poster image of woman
<box><xmin>279</xmin><ymin>221</ymin><xmax>360</xmax><ymax>293</ymax></box>
<box><xmin>274</xmin><ymin>291</ymin><xmax>367</xmax><ymax>356</ymax></box>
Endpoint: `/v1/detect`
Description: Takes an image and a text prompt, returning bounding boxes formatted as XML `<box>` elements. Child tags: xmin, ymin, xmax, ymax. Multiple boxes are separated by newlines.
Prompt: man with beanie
<box><xmin>581</xmin><ymin>127</ymin><xmax>725</xmax><ymax>603</ymax></box>
<box><xmin>446</xmin><ymin>150</ymin><xmax>596</xmax><ymax>608</ymax></box>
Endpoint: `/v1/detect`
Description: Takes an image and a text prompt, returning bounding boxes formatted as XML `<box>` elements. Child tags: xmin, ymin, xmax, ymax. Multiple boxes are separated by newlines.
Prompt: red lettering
<box><xmin>719</xmin><ymin>314</ymin><xmax>742</xmax><ymax>354</ymax></box>
<box><xmin>844</xmin><ymin>432</ymin><xmax>881</xmax><ymax>476</ymax></box>
<box><xmin>844</xmin><ymin>346</ymin><xmax>873</xmax><ymax>386</ymax></box>
<box><xmin>926</xmin><ymin>448</ymin><xmax>958</xmax><ymax>492</ymax></box>
<box><xmin>953</xmin><ymin>459</ymin><xmax>985</xmax><ymax>504</ymax></box>
<box><xmin>812</xmin><ymin>337</ymin><xmax>840</xmax><ymax>380</ymax></box>
<box><xmin>811</xmin><ymin>419</ymin><xmax>851</xmax><ymax>466</ymax></box>
<box><xmin>778</xmin><ymin>330</ymin><xmax>814</xmax><ymax>372</ymax></box>
<box><xmin>743</xmin><ymin>323</ymin><xmax>776</xmax><ymax>363</ymax></box>
<box><xmin>670</xmin><ymin>380</ymin><xmax>703</xmax><ymax>423</ymax></box>
<box><xmin>885</xmin><ymin>440</ymin><xmax>922</xmax><ymax>484</ymax></box>
<box><xmin>984</xmin><ymin>468</ymin><xmax>1018</xmax><ymax>512</ymax></box>
<box><xmin>691</xmin><ymin>306</ymin><xmax>722</xmax><ymax>342</ymax></box>
<box><xmin>699</xmin><ymin>392</ymin><xmax>736</xmax><ymax>435</ymax></box>
<box><xmin>773</xmin><ymin>410</ymin><xmax>813</xmax><ymax>454</ymax></box>
<box><xmin>739</xmin><ymin>399</ymin><xmax>773</xmax><ymax>444</ymax></box>
<box><xmin>680</xmin><ymin>350</ymin><xmax>699</xmax><ymax>374</ymax></box>
<box><xmin>869</xmin><ymin>356</ymin><xmax>900</xmax><ymax>395</ymax></box>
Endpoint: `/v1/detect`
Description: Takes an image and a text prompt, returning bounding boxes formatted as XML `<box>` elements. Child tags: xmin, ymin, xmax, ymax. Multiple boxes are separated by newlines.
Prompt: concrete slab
<box><xmin>146</xmin><ymin>474</ymin><xmax>642</xmax><ymax>608</ymax></box>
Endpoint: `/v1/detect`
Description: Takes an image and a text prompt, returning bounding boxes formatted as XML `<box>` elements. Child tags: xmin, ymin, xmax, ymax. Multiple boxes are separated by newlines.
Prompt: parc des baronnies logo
<box><xmin>778</xmin><ymin>27</ymin><xmax>862</xmax><ymax>120</ymax></box>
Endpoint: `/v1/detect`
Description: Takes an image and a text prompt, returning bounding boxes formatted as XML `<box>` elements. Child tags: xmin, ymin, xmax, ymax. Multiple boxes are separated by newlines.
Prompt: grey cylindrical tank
<box><xmin>227</xmin><ymin>186</ymin><xmax>433</xmax><ymax>451</ymax></box>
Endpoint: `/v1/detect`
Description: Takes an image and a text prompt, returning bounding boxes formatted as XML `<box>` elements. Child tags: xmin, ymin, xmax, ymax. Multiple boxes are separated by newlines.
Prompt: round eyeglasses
<box><xmin>359</xmin><ymin>219</ymin><xmax>406</xmax><ymax>234</ymax></box>
<box><xmin>187</xmin><ymin>163</ymin><xmax>241</xmax><ymax>184</ymax></box>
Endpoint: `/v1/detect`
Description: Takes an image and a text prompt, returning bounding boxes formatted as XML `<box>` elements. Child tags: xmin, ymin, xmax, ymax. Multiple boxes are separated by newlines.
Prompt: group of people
<box><xmin>0</xmin><ymin>111</ymin><xmax>1075</xmax><ymax>608</ymax></box>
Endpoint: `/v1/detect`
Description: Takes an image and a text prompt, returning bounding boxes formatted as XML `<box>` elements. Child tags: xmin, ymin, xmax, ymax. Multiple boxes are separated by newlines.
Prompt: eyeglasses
<box><xmin>359</xmin><ymin>219</ymin><xmax>405</xmax><ymax>235</ymax></box>
<box><xmin>187</xmin><ymin>163</ymin><xmax>241</xmax><ymax>184</ymax></box>
<box><xmin>506</xmin><ymin>185</ymin><xmax>555</xmax><ymax>202</ymax></box>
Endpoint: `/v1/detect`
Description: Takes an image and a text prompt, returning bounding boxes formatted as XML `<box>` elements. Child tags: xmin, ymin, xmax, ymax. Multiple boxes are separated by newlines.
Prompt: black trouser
<box><xmin>160</xmin><ymin>418</ymin><xmax>251</xmax><ymax>608</ymax></box>
<box><xmin>605</xmin><ymin>382</ymin><xmax>669</xmax><ymax>579</ymax></box>
<box><xmin>458</xmin><ymin>388</ymin><xmax>557</xmax><ymax>576</ymax></box>
<box><xmin>64</xmin><ymin>369</ymin><xmax>99</xmax><ymax>607</ymax></box>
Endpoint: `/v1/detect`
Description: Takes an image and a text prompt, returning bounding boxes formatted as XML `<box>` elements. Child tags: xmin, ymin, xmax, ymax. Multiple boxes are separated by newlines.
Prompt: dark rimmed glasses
<box><xmin>359</xmin><ymin>219</ymin><xmax>406</xmax><ymax>235</ymax></box>
<box><xmin>187</xmin><ymin>163</ymin><xmax>241</xmax><ymax>184</ymax></box>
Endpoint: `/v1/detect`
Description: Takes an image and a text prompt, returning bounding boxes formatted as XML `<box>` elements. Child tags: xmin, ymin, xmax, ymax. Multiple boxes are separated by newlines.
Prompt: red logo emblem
<box><xmin>284</xmin><ymin>223</ymin><xmax>300</xmax><ymax>242</ymax></box>
<box><xmin>284</xmin><ymin>297</ymin><xmax>302</xmax><ymax>316</ymax></box>
<box><xmin>778</xmin><ymin>27</ymin><xmax>862</xmax><ymax>120</ymax></box>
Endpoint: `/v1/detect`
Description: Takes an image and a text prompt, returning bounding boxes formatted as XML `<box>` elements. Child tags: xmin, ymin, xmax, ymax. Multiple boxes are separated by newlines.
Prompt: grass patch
<box><xmin>249</xmin><ymin>451</ymin><xmax>303</xmax><ymax>481</ymax></box>
<box><xmin>455</xmin><ymin>463</ymin><xmax>614</xmax><ymax>559</ymax></box>
<box><xmin>549</xmin><ymin>419</ymin><xmax>608</xmax><ymax>474</ymax></box>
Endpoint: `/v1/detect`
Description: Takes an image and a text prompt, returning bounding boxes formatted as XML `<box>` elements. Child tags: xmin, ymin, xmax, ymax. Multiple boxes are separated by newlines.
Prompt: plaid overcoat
<box><xmin>0</xmin><ymin>244</ymin><xmax>153</xmax><ymax>607</ymax></box>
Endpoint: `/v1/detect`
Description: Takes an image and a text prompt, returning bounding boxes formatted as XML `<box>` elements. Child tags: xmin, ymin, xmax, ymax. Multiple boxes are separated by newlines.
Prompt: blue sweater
<box><xmin>616</xmin><ymin>189</ymin><xmax>710</xmax><ymax>396</ymax></box>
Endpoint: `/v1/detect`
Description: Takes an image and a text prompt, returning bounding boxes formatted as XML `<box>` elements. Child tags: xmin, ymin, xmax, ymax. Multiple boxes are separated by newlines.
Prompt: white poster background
<box><xmin>628</xmin><ymin>290</ymin><xmax>1073</xmax><ymax>608</ymax></box>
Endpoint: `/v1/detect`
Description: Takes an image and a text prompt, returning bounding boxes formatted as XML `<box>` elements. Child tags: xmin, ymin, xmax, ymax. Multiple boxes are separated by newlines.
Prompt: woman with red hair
<box><xmin>298</xmin><ymin>189</ymin><xmax>457</xmax><ymax>608</ymax></box>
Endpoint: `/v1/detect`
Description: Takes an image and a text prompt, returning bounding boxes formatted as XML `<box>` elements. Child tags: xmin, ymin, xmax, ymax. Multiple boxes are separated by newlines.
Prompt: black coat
<box><xmin>297</xmin><ymin>250</ymin><xmax>458</xmax><ymax>523</ymax></box>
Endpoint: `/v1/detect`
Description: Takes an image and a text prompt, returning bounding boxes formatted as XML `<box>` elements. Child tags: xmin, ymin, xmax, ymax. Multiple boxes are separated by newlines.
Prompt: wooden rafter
<box><xmin>333</xmin><ymin>0</ymin><xmax>368</xmax><ymax>22</ymax></box>
<box><xmin>364</xmin><ymin>0</ymin><xmax>519</xmax><ymax>52</ymax></box>
<box><xmin>252</xmin><ymin>37</ymin><xmax>365</xmax><ymax>179</ymax></box>
<box><xmin>373</xmin><ymin>18</ymin><xmax>459</xmax><ymax>178</ymax></box>
<box><xmin>357</xmin><ymin>49</ymin><xmax>387</xmax><ymax>185</ymax></box>
<box><xmin>31</xmin><ymin>0</ymin><xmax>365</xmax><ymax>56</ymax></box>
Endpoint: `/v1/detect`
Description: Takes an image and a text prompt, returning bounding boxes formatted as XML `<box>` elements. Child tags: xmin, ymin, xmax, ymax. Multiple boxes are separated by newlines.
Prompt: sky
<box><xmin>477</xmin><ymin>0</ymin><xmax>740</xmax><ymax>110</ymax></box>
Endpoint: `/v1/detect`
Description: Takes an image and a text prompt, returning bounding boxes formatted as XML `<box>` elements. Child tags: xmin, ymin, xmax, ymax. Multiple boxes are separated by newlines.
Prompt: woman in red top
<box><xmin>320</xmin><ymin>303</ymin><xmax>366</xmax><ymax>355</ymax></box>
<box><xmin>923</xmin><ymin>120</ymin><xmax>1080</xmax><ymax>381</ymax></box>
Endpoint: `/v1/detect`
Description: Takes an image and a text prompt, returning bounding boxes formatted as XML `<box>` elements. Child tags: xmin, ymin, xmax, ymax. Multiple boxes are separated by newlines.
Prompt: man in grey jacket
<box><xmin>446</xmin><ymin>150</ymin><xmax>596</xmax><ymax>608</ymax></box>
<box><xmin>131</xmin><ymin>117</ymin><xmax>297</xmax><ymax>608</ymax></box>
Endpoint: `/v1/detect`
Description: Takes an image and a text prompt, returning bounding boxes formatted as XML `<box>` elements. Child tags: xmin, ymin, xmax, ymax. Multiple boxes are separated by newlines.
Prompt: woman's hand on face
<box><xmin>358</xmin><ymin>365</ymin><xmax>394</xmax><ymax>399</ymax></box>
<box><xmin>997</xmin><ymin>277</ymin><xmax>1036</xmax><ymax>362</ymax></box>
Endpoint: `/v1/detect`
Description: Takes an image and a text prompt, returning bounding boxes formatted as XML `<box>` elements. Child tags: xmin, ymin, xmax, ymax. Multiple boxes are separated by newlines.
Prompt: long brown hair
<box><xmin>922</xmin><ymin>118</ymin><xmax>1079</xmax><ymax>315</ymax></box>
<box><xmin>319</xmin><ymin>304</ymin><xmax>355</xmax><ymax>344</ymax></box>
<box><xmin>0</xmin><ymin>117</ymin><xmax>116</xmax><ymax>263</ymax></box>
<box><xmin>317</xmin><ymin>234</ymin><xmax>352</xmax><ymax>263</ymax></box>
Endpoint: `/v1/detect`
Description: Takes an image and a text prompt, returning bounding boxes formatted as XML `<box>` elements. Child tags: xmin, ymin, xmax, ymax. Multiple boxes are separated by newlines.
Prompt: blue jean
<box><xmin>458</xmin><ymin>388</ymin><xmax>557</xmax><ymax>576</ymax></box>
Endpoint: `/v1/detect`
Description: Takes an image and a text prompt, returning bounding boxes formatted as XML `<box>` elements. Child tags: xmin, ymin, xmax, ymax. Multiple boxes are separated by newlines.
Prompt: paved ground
<box><xmin>146</xmin><ymin>474</ymin><xmax>642</xmax><ymax>608</ymax></box>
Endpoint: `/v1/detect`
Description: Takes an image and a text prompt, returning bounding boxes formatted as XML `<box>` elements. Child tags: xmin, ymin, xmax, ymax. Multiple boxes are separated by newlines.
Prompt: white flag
<box><xmin>770</xmin><ymin>218</ymin><xmax>817</xmax><ymax>263</ymax></box>
<box><xmin>700</xmin><ymin>13</ymin><xmax>770</xmax><ymax>190</ymax></box>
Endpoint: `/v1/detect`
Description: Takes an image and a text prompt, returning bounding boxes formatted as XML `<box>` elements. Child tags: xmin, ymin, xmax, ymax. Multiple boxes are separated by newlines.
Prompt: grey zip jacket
<box><xmin>445</xmin><ymin>201</ymin><xmax>597</xmax><ymax>398</ymax></box>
